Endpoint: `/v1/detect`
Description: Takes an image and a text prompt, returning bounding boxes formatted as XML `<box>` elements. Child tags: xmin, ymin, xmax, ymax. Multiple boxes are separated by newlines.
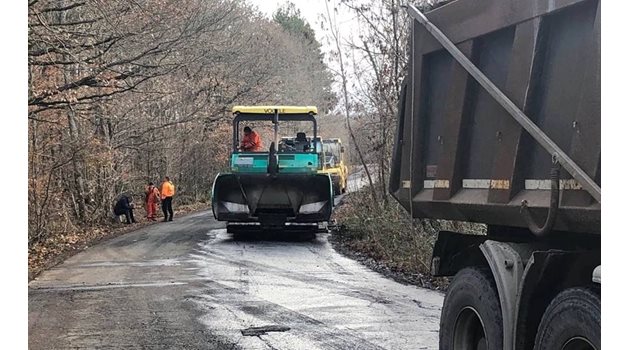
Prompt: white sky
<box><xmin>245</xmin><ymin>0</ymin><xmax>365</xmax><ymax>68</ymax></box>
<box><xmin>246</xmin><ymin>0</ymin><xmax>367</xmax><ymax>111</ymax></box>
<box><xmin>246</xmin><ymin>0</ymin><xmax>359</xmax><ymax>51</ymax></box>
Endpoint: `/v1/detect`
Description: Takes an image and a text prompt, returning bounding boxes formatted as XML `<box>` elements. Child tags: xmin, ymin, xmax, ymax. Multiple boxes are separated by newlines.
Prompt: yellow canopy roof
<box><xmin>232</xmin><ymin>105</ymin><xmax>318</xmax><ymax>115</ymax></box>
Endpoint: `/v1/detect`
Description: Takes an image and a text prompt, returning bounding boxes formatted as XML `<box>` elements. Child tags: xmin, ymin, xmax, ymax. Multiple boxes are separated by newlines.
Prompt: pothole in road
<box><xmin>241</xmin><ymin>325</ymin><xmax>291</xmax><ymax>336</ymax></box>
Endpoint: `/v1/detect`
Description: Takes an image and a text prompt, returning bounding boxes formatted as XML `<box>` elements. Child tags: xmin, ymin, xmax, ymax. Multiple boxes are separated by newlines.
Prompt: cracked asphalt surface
<box><xmin>28</xmin><ymin>209</ymin><xmax>443</xmax><ymax>349</ymax></box>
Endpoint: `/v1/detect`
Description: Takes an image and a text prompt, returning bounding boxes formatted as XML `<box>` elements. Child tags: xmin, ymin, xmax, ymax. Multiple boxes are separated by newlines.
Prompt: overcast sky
<box><xmin>246</xmin><ymin>0</ymin><xmax>366</xmax><ymax>109</ymax></box>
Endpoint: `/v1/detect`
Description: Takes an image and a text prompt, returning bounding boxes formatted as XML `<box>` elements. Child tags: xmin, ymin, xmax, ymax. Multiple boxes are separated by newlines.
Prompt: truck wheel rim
<box><xmin>454</xmin><ymin>306</ymin><xmax>488</xmax><ymax>350</ymax></box>
<box><xmin>562</xmin><ymin>337</ymin><xmax>595</xmax><ymax>350</ymax></box>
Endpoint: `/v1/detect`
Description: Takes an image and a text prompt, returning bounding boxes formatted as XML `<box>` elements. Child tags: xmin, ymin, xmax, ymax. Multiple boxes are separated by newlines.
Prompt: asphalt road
<box><xmin>29</xmin><ymin>209</ymin><xmax>443</xmax><ymax>350</ymax></box>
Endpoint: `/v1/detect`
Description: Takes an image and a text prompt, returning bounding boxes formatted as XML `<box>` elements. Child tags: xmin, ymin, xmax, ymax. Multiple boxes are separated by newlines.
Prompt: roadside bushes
<box><xmin>333</xmin><ymin>184</ymin><xmax>485</xmax><ymax>289</ymax></box>
<box><xmin>334</xmin><ymin>187</ymin><xmax>434</xmax><ymax>274</ymax></box>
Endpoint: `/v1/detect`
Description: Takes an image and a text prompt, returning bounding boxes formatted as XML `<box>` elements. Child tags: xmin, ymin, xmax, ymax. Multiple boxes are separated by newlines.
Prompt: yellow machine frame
<box><xmin>232</xmin><ymin>106</ymin><xmax>318</xmax><ymax>115</ymax></box>
<box><xmin>318</xmin><ymin>138</ymin><xmax>348</xmax><ymax>195</ymax></box>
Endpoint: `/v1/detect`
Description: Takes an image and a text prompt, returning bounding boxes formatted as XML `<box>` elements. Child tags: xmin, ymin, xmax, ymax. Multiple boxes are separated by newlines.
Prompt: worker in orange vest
<box><xmin>160</xmin><ymin>176</ymin><xmax>175</xmax><ymax>222</ymax></box>
<box><xmin>240</xmin><ymin>126</ymin><xmax>262</xmax><ymax>152</ymax></box>
<box><xmin>145</xmin><ymin>182</ymin><xmax>160</xmax><ymax>221</ymax></box>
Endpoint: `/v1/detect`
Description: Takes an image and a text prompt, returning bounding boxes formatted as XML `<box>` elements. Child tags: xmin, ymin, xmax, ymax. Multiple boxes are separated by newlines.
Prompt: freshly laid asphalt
<box><xmin>29</xmin><ymin>196</ymin><xmax>443</xmax><ymax>350</ymax></box>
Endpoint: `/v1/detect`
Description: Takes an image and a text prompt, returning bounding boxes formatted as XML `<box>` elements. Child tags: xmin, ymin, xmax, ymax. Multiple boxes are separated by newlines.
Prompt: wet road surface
<box><xmin>29</xmin><ymin>210</ymin><xmax>443</xmax><ymax>349</ymax></box>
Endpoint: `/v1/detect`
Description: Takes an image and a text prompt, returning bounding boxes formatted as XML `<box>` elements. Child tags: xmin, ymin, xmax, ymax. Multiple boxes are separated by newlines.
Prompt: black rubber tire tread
<box><xmin>534</xmin><ymin>287</ymin><xmax>600</xmax><ymax>350</ymax></box>
<box><xmin>439</xmin><ymin>267</ymin><xmax>503</xmax><ymax>350</ymax></box>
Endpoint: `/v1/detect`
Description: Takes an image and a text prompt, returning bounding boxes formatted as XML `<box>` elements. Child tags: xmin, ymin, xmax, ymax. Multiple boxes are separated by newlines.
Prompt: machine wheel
<box><xmin>439</xmin><ymin>267</ymin><xmax>503</xmax><ymax>350</ymax></box>
<box><xmin>534</xmin><ymin>287</ymin><xmax>600</xmax><ymax>350</ymax></box>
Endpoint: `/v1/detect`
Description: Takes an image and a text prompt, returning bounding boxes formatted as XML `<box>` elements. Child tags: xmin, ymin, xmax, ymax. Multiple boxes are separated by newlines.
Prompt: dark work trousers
<box><xmin>162</xmin><ymin>196</ymin><xmax>174</xmax><ymax>221</ymax></box>
<box><xmin>124</xmin><ymin>209</ymin><xmax>136</xmax><ymax>224</ymax></box>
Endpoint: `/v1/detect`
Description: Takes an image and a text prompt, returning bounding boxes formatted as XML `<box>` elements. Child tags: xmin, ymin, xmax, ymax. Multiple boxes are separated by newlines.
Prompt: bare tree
<box><xmin>28</xmin><ymin>0</ymin><xmax>336</xmax><ymax>249</ymax></box>
<box><xmin>322</xmin><ymin>0</ymin><xmax>379</xmax><ymax>206</ymax></box>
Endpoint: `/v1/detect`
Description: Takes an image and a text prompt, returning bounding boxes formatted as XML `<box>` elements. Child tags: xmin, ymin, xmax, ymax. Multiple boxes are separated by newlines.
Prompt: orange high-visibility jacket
<box><xmin>160</xmin><ymin>181</ymin><xmax>175</xmax><ymax>199</ymax></box>
<box><xmin>241</xmin><ymin>131</ymin><xmax>262</xmax><ymax>152</ymax></box>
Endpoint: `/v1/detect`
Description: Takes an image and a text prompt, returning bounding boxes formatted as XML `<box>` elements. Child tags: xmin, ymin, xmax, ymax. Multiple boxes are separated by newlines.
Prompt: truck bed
<box><xmin>390</xmin><ymin>0</ymin><xmax>600</xmax><ymax>234</ymax></box>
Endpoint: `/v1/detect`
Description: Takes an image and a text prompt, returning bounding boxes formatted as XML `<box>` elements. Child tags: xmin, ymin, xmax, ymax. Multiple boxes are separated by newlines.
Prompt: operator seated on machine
<box><xmin>240</xmin><ymin>126</ymin><xmax>262</xmax><ymax>152</ymax></box>
<box><xmin>295</xmin><ymin>132</ymin><xmax>312</xmax><ymax>152</ymax></box>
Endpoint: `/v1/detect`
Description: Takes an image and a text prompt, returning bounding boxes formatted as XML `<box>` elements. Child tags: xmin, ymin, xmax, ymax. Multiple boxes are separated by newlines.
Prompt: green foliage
<box><xmin>270</xmin><ymin>2</ymin><xmax>337</xmax><ymax>113</ymax></box>
<box><xmin>273</xmin><ymin>2</ymin><xmax>318</xmax><ymax>48</ymax></box>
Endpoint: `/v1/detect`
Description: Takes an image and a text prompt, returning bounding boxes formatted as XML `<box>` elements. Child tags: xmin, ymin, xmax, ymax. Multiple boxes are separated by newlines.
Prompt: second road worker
<box><xmin>160</xmin><ymin>176</ymin><xmax>175</xmax><ymax>222</ymax></box>
<box><xmin>145</xmin><ymin>182</ymin><xmax>160</xmax><ymax>221</ymax></box>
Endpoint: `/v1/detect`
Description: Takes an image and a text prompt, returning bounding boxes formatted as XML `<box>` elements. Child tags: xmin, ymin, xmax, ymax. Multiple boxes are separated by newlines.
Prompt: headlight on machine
<box><xmin>298</xmin><ymin>201</ymin><xmax>327</xmax><ymax>214</ymax></box>
<box><xmin>222</xmin><ymin>201</ymin><xmax>249</xmax><ymax>213</ymax></box>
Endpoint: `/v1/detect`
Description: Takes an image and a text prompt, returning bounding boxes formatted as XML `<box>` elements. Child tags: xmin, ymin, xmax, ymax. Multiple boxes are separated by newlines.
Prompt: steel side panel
<box><xmin>410</xmin><ymin>23</ymin><xmax>428</xmax><ymax>198</ymax></box>
<box><xmin>432</xmin><ymin>41</ymin><xmax>474</xmax><ymax>201</ymax></box>
<box><xmin>524</xmin><ymin>0</ymin><xmax>599</xmax><ymax>180</ymax></box>
<box><xmin>389</xmin><ymin>77</ymin><xmax>408</xmax><ymax>195</ymax></box>
<box><xmin>487</xmin><ymin>18</ymin><xmax>542</xmax><ymax>203</ymax></box>
<box><xmin>563</xmin><ymin>1</ymin><xmax>600</xmax><ymax>207</ymax></box>
<box><xmin>421</xmin><ymin>0</ymin><xmax>588</xmax><ymax>54</ymax></box>
<box><xmin>412</xmin><ymin>189</ymin><xmax>600</xmax><ymax>234</ymax></box>
<box><xmin>391</xmin><ymin>0</ymin><xmax>600</xmax><ymax>233</ymax></box>
<box><xmin>462</xmin><ymin>28</ymin><xmax>514</xmax><ymax>181</ymax></box>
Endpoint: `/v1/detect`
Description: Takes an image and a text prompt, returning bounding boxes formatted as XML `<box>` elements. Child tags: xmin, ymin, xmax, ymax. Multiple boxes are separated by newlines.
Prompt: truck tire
<box><xmin>439</xmin><ymin>267</ymin><xmax>502</xmax><ymax>350</ymax></box>
<box><xmin>534</xmin><ymin>287</ymin><xmax>600</xmax><ymax>350</ymax></box>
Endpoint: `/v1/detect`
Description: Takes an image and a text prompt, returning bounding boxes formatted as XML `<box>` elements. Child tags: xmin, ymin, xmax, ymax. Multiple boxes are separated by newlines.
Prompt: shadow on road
<box><xmin>229</xmin><ymin>230</ymin><xmax>321</xmax><ymax>243</ymax></box>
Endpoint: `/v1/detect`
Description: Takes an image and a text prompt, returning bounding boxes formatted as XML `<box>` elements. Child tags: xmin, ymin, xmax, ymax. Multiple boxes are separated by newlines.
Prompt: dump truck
<box><xmin>318</xmin><ymin>138</ymin><xmax>348</xmax><ymax>195</ymax></box>
<box><xmin>212</xmin><ymin>106</ymin><xmax>334</xmax><ymax>234</ymax></box>
<box><xmin>390</xmin><ymin>1</ymin><xmax>600</xmax><ymax>349</ymax></box>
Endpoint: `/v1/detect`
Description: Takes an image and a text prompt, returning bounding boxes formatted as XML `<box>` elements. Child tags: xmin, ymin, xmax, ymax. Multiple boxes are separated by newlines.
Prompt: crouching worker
<box><xmin>114</xmin><ymin>193</ymin><xmax>136</xmax><ymax>224</ymax></box>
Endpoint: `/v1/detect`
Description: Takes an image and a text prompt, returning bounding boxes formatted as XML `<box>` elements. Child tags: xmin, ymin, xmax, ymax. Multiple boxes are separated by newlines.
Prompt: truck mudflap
<box><xmin>212</xmin><ymin>173</ymin><xmax>333</xmax><ymax>227</ymax></box>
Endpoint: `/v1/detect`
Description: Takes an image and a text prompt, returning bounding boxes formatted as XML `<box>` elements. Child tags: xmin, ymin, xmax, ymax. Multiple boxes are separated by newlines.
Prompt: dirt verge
<box><xmin>328</xmin><ymin>230</ymin><xmax>448</xmax><ymax>291</ymax></box>
<box><xmin>329</xmin><ymin>188</ymin><xmax>450</xmax><ymax>291</ymax></box>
